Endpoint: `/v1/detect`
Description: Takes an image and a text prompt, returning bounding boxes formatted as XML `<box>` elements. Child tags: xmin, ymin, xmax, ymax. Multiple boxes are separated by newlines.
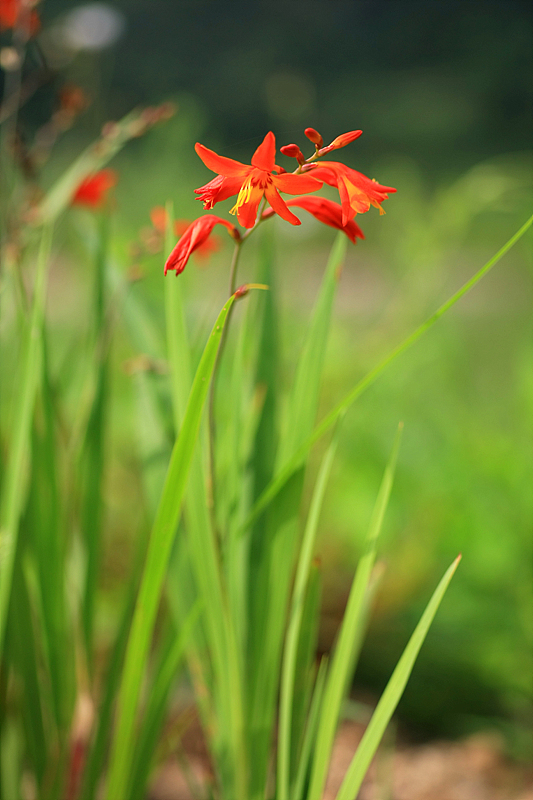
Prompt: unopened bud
<box><xmin>304</xmin><ymin>127</ymin><xmax>323</xmax><ymax>148</ymax></box>
<box><xmin>280</xmin><ymin>144</ymin><xmax>305</xmax><ymax>165</ymax></box>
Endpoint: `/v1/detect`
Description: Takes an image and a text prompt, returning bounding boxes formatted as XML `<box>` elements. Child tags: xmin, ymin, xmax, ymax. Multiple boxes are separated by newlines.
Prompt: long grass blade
<box><xmin>277</xmin><ymin>418</ymin><xmax>342</xmax><ymax>800</ymax></box>
<box><xmin>105</xmin><ymin>290</ymin><xmax>240</xmax><ymax>800</ymax></box>
<box><xmin>127</xmin><ymin>605</ymin><xmax>200</xmax><ymax>800</ymax></box>
<box><xmin>334</xmin><ymin>554</ymin><xmax>462</xmax><ymax>800</ymax></box>
<box><xmin>0</xmin><ymin>222</ymin><xmax>53</xmax><ymax>652</ymax></box>
<box><xmin>243</xmin><ymin>216</ymin><xmax>533</xmax><ymax>531</ymax></box>
<box><xmin>307</xmin><ymin>423</ymin><xmax>403</xmax><ymax>800</ymax></box>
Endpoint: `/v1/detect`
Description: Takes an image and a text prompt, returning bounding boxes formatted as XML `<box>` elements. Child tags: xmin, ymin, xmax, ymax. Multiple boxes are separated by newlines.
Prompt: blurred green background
<box><xmin>19</xmin><ymin>0</ymin><xmax>533</xmax><ymax>754</ymax></box>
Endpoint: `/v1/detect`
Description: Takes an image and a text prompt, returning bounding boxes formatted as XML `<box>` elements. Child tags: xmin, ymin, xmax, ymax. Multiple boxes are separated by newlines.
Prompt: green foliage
<box><xmin>1</xmin><ymin>106</ymin><xmax>531</xmax><ymax>799</ymax></box>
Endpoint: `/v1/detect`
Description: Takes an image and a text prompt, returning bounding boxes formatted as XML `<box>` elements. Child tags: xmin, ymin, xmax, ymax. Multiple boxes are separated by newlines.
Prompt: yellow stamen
<box><xmin>230</xmin><ymin>177</ymin><xmax>253</xmax><ymax>216</ymax></box>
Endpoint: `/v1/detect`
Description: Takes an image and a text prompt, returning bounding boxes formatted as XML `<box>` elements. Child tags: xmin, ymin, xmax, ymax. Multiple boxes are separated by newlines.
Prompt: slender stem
<box><xmin>207</xmin><ymin>197</ymin><xmax>268</xmax><ymax>531</ymax></box>
<box><xmin>207</xmin><ymin>241</ymin><xmax>242</xmax><ymax>529</ymax></box>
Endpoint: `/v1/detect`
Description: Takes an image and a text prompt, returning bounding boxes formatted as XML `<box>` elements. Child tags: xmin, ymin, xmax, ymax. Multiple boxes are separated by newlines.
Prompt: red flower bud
<box><xmin>280</xmin><ymin>144</ymin><xmax>305</xmax><ymax>165</ymax></box>
<box><xmin>318</xmin><ymin>130</ymin><xmax>363</xmax><ymax>156</ymax></box>
<box><xmin>304</xmin><ymin>128</ymin><xmax>324</xmax><ymax>148</ymax></box>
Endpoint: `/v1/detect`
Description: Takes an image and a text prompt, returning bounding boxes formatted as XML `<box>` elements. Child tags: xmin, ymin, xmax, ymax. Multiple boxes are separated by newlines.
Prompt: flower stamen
<box><xmin>230</xmin><ymin>177</ymin><xmax>254</xmax><ymax>216</ymax></box>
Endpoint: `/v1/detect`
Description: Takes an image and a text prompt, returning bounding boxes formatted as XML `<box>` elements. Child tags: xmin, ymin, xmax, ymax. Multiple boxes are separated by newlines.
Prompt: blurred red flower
<box><xmin>194</xmin><ymin>132</ymin><xmax>321</xmax><ymax>228</ymax></box>
<box><xmin>0</xmin><ymin>0</ymin><xmax>40</xmax><ymax>33</ymax></box>
<box><xmin>72</xmin><ymin>169</ymin><xmax>118</xmax><ymax>209</ymax></box>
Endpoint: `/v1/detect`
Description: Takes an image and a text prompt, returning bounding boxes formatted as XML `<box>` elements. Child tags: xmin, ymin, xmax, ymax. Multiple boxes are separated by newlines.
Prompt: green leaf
<box><xmin>105</xmin><ymin>290</ymin><xmax>239</xmax><ymax>800</ymax></box>
<box><xmin>277</xmin><ymin>419</ymin><xmax>341</xmax><ymax>800</ymax></box>
<box><xmin>334</xmin><ymin>554</ymin><xmax>462</xmax><ymax>800</ymax></box>
<box><xmin>307</xmin><ymin>423</ymin><xmax>403</xmax><ymax>800</ymax></box>
<box><xmin>243</xmin><ymin>215</ymin><xmax>533</xmax><ymax>533</ymax></box>
<box><xmin>0</xmin><ymin>222</ymin><xmax>53</xmax><ymax>652</ymax></box>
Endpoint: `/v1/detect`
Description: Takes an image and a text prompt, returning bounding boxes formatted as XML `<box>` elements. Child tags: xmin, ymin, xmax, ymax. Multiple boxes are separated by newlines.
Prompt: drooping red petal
<box><xmin>273</xmin><ymin>171</ymin><xmax>322</xmax><ymax>195</ymax></box>
<box><xmin>195</xmin><ymin>143</ymin><xmax>250</xmax><ymax>178</ymax></box>
<box><xmin>290</xmin><ymin>197</ymin><xmax>364</xmax><ymax>243</ymax></box>
<box><xmin>164</xmin><ymin>215</ymin><xmax>236</xmax><ymax>275</ymax></box>
<box><xmin>251</xmin><ymin>131</ymin><xmax>276</xmax><ymax>172</ymax></box>
<box><xmin>262</xmin><ymin>196</ymin><xmax>364</xmax><ymax>243</ymax></box>
<box><xmin>264</xmin><ymin>184</ymin><xmax>301</xmax><ymax>226</ymax></box>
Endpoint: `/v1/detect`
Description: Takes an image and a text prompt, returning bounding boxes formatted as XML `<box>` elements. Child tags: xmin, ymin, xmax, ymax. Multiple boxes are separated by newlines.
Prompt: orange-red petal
<box><xmin>264</xmin><ymin>184</ymin><xmax>301</xmax><ymax>226</ymax></box>
<box><xmin>250</xmin><ymin>131</ymin><xmax>276</xmax><ymax>172</ymax></box>
<box><xmin>273</xmin><ymin>171</ymin><xmax>322</xmax><ymax>195</ymax></box>
<box><xmin>195</xmin><ymin>143</ymin><xmax>250</xmax><ymax>178</ymax></box>
<box><xmin>284</xmin><ymin>197</ymin><xmax>364</xmax><ymax>243</ymax></box>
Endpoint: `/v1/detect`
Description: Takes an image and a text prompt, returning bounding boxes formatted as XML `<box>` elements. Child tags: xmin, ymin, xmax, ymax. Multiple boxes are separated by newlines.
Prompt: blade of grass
<box><xmin>293</xmin><ymin>656</ymin><xmax>328</xmax><ymax>800</ymax></box>
<box><xmin>277</xmin><ymin>418</ymin><xmax>342</xmax><ymax>800</ymax></box>
<box><xmin>105</xmin><ymin>290</ymin><xmax>240</xmax><ymax>800</ymax></box>
<box><xmin>127</xmin><ymin>605</ymin><xmax>200</xmax><ymax>800</ymax></box>
<box><xmin>247</xmin><ymin>235</ymin><xmax>346</xmax><ymax>797</ymax></box>
<box><xmin>335</xmin><ymin>554</ymin><xmax>462</xmax><ymax>800</ymax></box>
<box><xmin>0</xmin><ymin>717</ymin><xmax>22</xmax><ymax>800</ymax></box>
<box><xmin>244</xmin><ymin>216</ymin><xmax>533</xmax><ymax>531</ymax></box>
<box><xmin>307</xmin><ymin>423</ymin><xmax>403</xmax><ymax>800</ymax></box>
<box><xmin>278</xmin><ymin>233</ymin><xmax>346</xmax><ymax>465</ymax></box>
<box><xmin>80</xmin><ymin>211</ymin><xmax>111</xmax><ymax>670</ymax></box>
<box><xmin>0</xmin><ymin>221</ymin><xmax>53</xmax><ymax>652</ymax></box>
<box><xmin>163</xmin><ymin>209</ymin><xmax>249</xmax><ymax>796</ymax></box>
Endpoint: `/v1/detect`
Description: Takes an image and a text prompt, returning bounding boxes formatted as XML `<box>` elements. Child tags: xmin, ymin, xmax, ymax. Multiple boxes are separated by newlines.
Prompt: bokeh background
<box><xmin>20</xmin><ymin>0</ymin><xmax>533</xmax><ymax>756</ymax></box>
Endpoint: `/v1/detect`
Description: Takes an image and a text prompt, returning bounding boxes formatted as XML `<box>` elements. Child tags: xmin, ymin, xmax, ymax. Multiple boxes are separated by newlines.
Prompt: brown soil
<box><xmin>147</xmin><ymin>716</ymin><xmax>533</xmax><ymax>800</ymax></box>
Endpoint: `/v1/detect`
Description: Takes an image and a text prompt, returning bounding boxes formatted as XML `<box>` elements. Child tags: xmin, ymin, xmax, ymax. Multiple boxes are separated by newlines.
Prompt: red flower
<box><xmin>0</xmin><ymin>0</ymin><xmax>39</xmax><ymax>33</ymax></box>
<box><xmin>164</xmin><ymin>215</ymin><xmax>238</xmax><ymax>276</ymax></box>
<box><xmin>262</xmin><ymin>196</ymin><xmax>364</xmax><ymax>244</ymax></box>
<box><xmin>307</xmin><ymin>162</ymin><xmax>396</xmax><ymax>224</ymax></box>
<box><xmin>194</xmin><ymin>132</ymin><xmax>322</xmax><ymax>229</ymax></box>
<box><xmin>72</xmin><ymin>169</ymin><xmax>118</xmax><ymax>209</ymax></box>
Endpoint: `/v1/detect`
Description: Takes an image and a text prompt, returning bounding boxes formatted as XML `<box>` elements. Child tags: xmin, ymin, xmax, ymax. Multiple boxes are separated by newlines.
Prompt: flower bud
<box><xmin>318</xmin><ymin>129</ymin><xmax>363</xmax><ymax>156</ymax></box>
<box><xmin>280</xmin><ymin>144</ymin><xmax>305</xmax><ymax>165</ymax></box>
<box><xmin>304</xmin><ymin>127</ymin><xmax>323</xmax><ymax>147</ymax></box>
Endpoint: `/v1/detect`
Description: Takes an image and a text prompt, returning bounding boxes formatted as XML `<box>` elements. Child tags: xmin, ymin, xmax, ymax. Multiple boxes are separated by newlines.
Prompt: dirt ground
<box><xmin>147</xmin><ymin>716</ymin><xmax>533</xmax><ymax>800</ymax></box>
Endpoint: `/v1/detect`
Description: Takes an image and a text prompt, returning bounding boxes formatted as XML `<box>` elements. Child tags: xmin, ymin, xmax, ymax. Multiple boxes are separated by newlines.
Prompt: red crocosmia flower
<box><xmin>194</xmin><ymin>132</ymin><xmax>322</xmax><ymax>229</ymax></box>
<box><xmin>318</xmin><ymin>130</ymin><xmax>363</xmax><ymax>156</ymax></box>
<box><xmin>72</xmin><ymin>169</ymin><xmax>118</xmax><ymax>208</ymax></box>
<box><xmin>262</xmin><ymin>196</ymin><xmax>364</xmax><ymax>244</ymax></box>
<box><xmin>307</xmin><ymin>162</ymin><xmax>396</xmax><ymax>225</ymax></box>
<box><xmin>0</xmin><ymin>0</ymin><xmax>40</xmax><ymax>33</ymax></box>
<box><xmin>164</xmin><ymin>215</ymin><xmax>238</xmax><ymax>276</ymax></box>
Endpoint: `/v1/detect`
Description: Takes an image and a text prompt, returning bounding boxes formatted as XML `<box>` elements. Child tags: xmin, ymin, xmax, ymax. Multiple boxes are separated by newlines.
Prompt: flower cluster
<box><xmin>165</xmin><ymin>126</ymin><xmax>396</xmax><ymax>276</ymax></box>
